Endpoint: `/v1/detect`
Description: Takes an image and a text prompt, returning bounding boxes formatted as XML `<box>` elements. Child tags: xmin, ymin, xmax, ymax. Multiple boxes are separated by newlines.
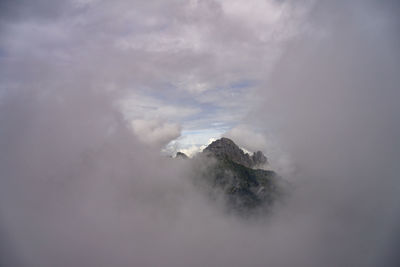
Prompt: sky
<box><xmin>1</xmin><ymin>0</ymin><xmax>312</xmax><ymax>157</ymax></box>
<box><xmin>1</xmin><ymin>0</ymin><xmax>400</xmax><ymax>266</ymax></box>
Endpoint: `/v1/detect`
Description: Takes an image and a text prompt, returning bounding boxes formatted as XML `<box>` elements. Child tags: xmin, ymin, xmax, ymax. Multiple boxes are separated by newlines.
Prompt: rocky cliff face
<box><xmin>203</xmin><ymin>137</ymin><xmax>268</xmax><ymax>169</ymax></box>
<box><xmin>251</xmin><ymin>151</ymin><xmax>267</xmax><ymax>168</ymax></box>
<box><xmin>184</xmin><ymin>137</ymin><xmax>285</xmax><ymax>215</ymax></box>
<box><xmin>175</xmin><ymin>151</ymin><xmax>189</xmax><ymax>159</ymax></box>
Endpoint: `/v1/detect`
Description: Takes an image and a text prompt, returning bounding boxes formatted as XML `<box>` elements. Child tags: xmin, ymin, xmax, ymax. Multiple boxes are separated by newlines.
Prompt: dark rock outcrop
<box><xmin>176</xmin><ymin>151</ymin><xmax>189</xmax><ymax>159</ymax></box>
<box><xmin>203</xmin><ymin>137</ymin><xmax>268</xmax><ymax>169</ymax></box>
<box><xmin>252</xmin><ymin>151</ymin><xmax>267</xmax><ymax>168</ymax></box>
<box><xmin>191</xmin><ymin>137</ymin><xmax>284</xmax><ymax>214</ymax></box>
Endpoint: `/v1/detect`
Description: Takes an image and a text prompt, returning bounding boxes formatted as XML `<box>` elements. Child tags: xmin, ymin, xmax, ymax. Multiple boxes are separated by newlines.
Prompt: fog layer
<box><xmin>1</xmin><ymin>0</ymin><xmax>400</xmax><ymax>266</ymax></box>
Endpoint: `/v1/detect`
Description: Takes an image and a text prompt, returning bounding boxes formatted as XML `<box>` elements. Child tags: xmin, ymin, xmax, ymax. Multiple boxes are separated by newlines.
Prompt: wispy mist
<box><xmin>251</xmin><ymin>0</ymin><xmax>400</xmax><ymax>266</ymax></box>
<box><xmin>1</xmin><ymin>0</ymin><xmax>399</xmax><ymax>266</ymax></box>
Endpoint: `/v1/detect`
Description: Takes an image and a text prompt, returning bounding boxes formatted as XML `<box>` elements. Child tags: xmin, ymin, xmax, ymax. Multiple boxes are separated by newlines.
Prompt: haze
<box><xmin>1</xmin><ymin>0</ymin><xmax>399</xmax><ymax>266</ymax></box>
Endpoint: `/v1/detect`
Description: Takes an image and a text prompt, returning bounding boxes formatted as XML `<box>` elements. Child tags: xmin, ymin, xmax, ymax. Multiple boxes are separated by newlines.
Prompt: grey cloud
<box><xmin>0</xmin><ymin>0</ymin><xmax>69</xmax><ymax>23</ymax></box>
<box><xmin>224</xmin><ymin>125</ymin><xmax>267</xmax><ymax>152</ymax></box>
<box><xmin>131</xmin><ymin>119</ymin><xmax>181</xmax><ymax>147</ymax></box>
<box><xmin>249</xmin><ymin>0</ymin><xmax>400</xmax><ymax>266</ymax></box>
<box><xmin>0</xmin><ymin>1</ymin><xmax>303</xmax><ymax>266</ymax></box>
<box><xmin>1</xmin><ymin>0</ymin><xmax>399</xmax><ymax>266</ymax></box>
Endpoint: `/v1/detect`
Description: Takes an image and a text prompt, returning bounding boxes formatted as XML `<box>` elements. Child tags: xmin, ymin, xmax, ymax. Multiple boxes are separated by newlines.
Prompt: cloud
<box><xmin>249</xmin><ymin>0</ymin><xmax>400</xmax><ymax>266</ymax></box>
<box><xmin>0</xmin><ymin>0</ymin><xmax>399</xmax><ymax>266</ymax></box>
<box><xmin>224</xmin><ymin>125</ymin><xmax>267</xmax><ymax>152</ymax></box>
<box><xmin>131</xmin><ymin>119</ymin><xmax>181</xmax><ymax>147</ymax></box>
<box><xmin>120</xmin><ymin>93</ymin><xmax>201</xmax><ymax>121</ymax></box>
<box><xmin>223</xmin><ymin>125</ymin><xmax>294</xmax><ymax>174</ymax></box>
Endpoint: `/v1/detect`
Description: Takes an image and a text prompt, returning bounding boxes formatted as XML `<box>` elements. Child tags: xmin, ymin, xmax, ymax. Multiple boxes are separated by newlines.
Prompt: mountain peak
<box><xmin>175</xmin><ymin>151</ymin><xmax>189</xmax><ymax>159</ymax></box>
<box><xmin>203</xmin><ymin>137</ymin><xmax>267</xmax><ymax>169</ymax></box>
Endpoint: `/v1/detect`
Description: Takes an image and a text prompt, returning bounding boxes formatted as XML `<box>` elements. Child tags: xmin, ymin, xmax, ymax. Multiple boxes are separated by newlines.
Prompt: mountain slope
<box><xmin>203</xmin><ymin>137</ymin><xmax>267</xmax><ymax>168</ymax></box>
<box><xmin>203</xmin><ymin>157</ymin><xmax>282</xmax><ymax>213</ymax></box>
<box><xmin>180</xmin><ymin>137</ymin><xmax>286</xmax><ymax>215</ymax></box>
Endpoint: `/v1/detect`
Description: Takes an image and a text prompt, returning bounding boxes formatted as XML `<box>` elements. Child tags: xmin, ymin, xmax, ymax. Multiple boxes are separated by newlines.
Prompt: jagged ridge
<box><xmin>203</xmin><ymin>137</ymin><xmax>267</xmax><ymax>169</ymax></box>
<box><xmin>177</xmin><ymin>137</ymin><xmax>285</xmax><ymax>215</ymax></box>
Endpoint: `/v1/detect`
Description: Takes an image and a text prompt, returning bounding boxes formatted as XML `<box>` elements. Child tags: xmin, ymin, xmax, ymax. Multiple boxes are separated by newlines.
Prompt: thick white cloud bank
<box><xmin>1</xmin><ymin>0</ymin><xmax>400</xmax><ymax>266</ymax></box>
<box><xmin>131</xmin><ymin>119</ymin><xmax>181</xmax><ymax>147</ymax></box>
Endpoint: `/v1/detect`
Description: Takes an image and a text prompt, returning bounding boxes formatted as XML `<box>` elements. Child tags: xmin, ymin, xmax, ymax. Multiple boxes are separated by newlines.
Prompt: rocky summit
<box><xmin>178</xmin><ymin>137</ymin><xmax>285</xmax><ymax>215</ymax></box>
<box><xmin>203</xmin><ymin>137</ymin><xmax>268</xmax><ymax>169</ymax></box>
<box><xmin>175</xmin><ymin>151</ymin><xmax>189</xmax><ymax>159</ymax></box>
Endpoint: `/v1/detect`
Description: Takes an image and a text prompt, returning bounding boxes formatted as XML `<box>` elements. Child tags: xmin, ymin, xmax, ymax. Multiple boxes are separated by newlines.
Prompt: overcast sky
<box><xmin>1</xmin><ymin>0</ymin><xmax>400</xmax><ymax>266</ymax></box>
<box><xmin>0</xmin><ymin>0</ymin><xmax>314</xmax><ymax>156</ymax></box>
